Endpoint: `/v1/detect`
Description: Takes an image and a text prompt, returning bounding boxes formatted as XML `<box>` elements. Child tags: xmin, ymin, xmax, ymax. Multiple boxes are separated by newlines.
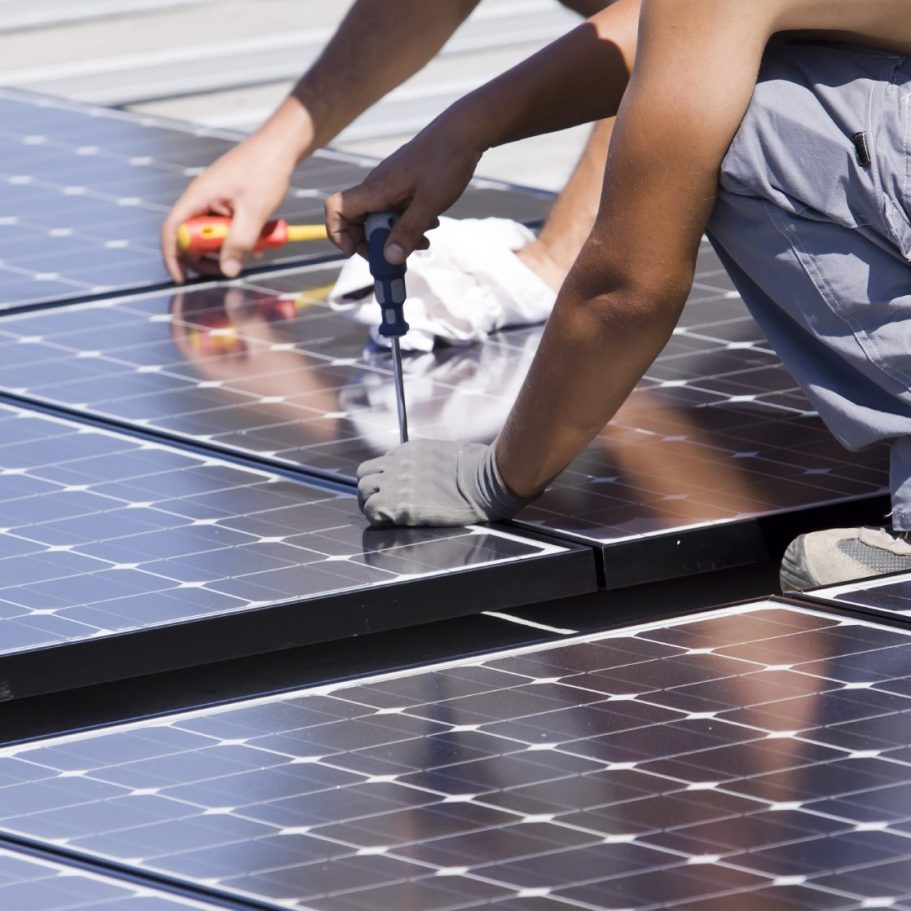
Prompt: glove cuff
<box><xmin>475</xmin><ymin>442</ymin><xmax>539</xmax><ymax>520</ymax></box>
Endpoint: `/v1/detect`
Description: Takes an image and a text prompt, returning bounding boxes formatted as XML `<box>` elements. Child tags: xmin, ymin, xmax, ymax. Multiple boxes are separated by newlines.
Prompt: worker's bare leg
<box><xmin>515</xmin><ymin>0</ymin><xmax>639</xmax><ymax>289</ymax></box>
<box><xmin>515</xmin><ymin>117</ymin><xmax>614</xmax><ymax>290</ymax></box>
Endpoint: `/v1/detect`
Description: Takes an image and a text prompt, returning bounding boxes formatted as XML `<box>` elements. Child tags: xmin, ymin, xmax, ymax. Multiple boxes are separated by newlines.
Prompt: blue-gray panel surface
<box><xmin>3</xmin><ymin>603</ymin><xmax>911</xmax><ymax>910</ymax></box>
<box><xmin>0</xmin><ymin>89</ymin><xmax>551</xmax><ymax>309</ymax></box>
<box><xmin>0</xmin><ymin>401</ymin><xmax>587</xmax><ymax>698</ymax></box>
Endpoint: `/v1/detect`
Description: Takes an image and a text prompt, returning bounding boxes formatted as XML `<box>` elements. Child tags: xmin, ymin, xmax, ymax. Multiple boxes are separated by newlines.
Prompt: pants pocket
<box><xmin>720</xmin><ymin>42</ymin><xmax>902</xmax><ymax>242</ymax></box>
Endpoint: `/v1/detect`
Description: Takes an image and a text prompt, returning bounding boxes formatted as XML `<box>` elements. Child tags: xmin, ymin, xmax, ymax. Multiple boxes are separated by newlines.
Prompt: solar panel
<box><xmin>0</xmin><ymin>88</ymin><xmax>552</xmax><ymax>310</ymax></box>
<box><xmin>800</xmin><ymin>571</ymin><xmax>911</xmax><ymax>626</ymax></box>
<box><xmin>3</xmin><ymin>602</ymin><xmax>911</xmax><ymax>910</ymax></box>
<box><xmin>0</xmin><ymin>401</ymin><xmax>593</xmax><ymax>700</ymax></box>
<box><xmin>0</xmin><ymin>243</ymin><xmax>888</xmax><ymax>585</ymax></box>
<box><xmin>0</xmin><ymin>845</ymin><xmax>222</xmax><ymax>911</ymax></box>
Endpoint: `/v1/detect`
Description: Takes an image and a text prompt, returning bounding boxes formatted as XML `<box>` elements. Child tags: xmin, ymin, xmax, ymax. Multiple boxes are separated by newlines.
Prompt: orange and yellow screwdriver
<box><xmin>177</xmin><ymin>215</ymin><xmax>328</xmax><ymax>256</ymax></box>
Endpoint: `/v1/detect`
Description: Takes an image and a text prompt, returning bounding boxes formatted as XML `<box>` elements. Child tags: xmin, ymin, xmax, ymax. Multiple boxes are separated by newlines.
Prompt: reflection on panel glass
<box><xmin>0</xmin><ymin>242</ymin><xmax>889</xmax><ymax>547</ymax></box>
<box><xmin>0</xmin><ymin>89</ymin><xmax>550</xmax><ymax>308</ymax></box>
<box><xmin>0</xmin><ymin>402</ymin><xmax>567</xmax><ymax>661</ymax></box>
<box><xmin>0</xmin><ymin>846</ymin><xmax>220</xmax><ymax>911</ymax></box>
<box><xmin>5</xmin><ymin>604</ymin><xmax>911</xmax><ymax>911</ymax></box>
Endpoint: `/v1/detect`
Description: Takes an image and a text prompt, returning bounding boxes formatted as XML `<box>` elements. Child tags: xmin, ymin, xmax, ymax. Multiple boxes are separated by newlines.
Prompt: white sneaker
<box><xmin>780</xmin><ymin>526</ymin><xmax>911</xmax><ymax>591</ymax></box>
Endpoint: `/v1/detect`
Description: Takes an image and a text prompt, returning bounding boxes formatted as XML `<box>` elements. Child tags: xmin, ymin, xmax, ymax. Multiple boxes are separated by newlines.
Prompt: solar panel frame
<box><xmin>796</xmin><ymin>569</ymin><xmax>911</xmax><ymax>629</ymax></box>
<box><xmin>0</xmin><ymin>400</ymin><xmax>595</xmax><ymax>702</ymax></box>
<box><xmin>4</xmin><ymin>601</ymin><xmax>911</xmax><ymax>910</ymax></box>
<box><xmin>0</xmin><ymin>843</ymin><xmax>233</xmax><ymax>911</ymax></box>
<box><xmin>0</xmin><ymin>87</ymin><xmax>553</xmax><ymax>312</ymax></box>
<box><xmin>0</xmin><ymin>250</ymin><xmax>888</xmax><ymax>586</ymax></box>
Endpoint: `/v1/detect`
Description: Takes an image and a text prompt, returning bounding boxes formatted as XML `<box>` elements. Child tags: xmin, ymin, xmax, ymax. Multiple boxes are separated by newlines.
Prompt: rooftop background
<box><xmin>0</xmin><ymin>0</ymin><xmax>591</xmax><ymax>191</ymax></box>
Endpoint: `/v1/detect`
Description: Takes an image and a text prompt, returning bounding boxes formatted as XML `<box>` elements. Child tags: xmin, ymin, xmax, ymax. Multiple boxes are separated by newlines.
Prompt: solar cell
<box><xmin>800</xmin><ymin>571</ymin><xmax>911</xmax><ymax>626</ymax></box>
<box><xmin>3</xmin><ymin>603</ymin><xmax>911</xmax><ymax>910</ymax></box>
<box><xmin>0</xmin><ymin>244</ymin><xmax>888</xmax><ymax>584</ymax></box>
<box><xmin>0</xmin><ymin>88</ymin><xmax>552</xmax><ymax>310</ymax></box>
<box><xmin>0</xmin><ymin>401</ymin><xmax>592</xmax><ymax>700</ymax></box>
<box><xmin>0</xmin><ymin>845</ymin><xmax>222</xmax><ymax>911</ymax></box>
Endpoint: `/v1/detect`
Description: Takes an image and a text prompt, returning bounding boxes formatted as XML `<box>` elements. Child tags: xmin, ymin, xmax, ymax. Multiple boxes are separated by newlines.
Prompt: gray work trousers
<box><xmin>708</xmin><ymin>41</ymin><xmax>911</xmax><ymax>529</ymax></box>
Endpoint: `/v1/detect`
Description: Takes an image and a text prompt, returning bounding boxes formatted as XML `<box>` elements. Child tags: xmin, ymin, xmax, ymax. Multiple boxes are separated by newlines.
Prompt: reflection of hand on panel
<box><xmin>343</xmin><ymin>330</ymin><xmax>540</xmax><ymax>455</ymax></box>
<box><xmin>168</xmin><ymin>283</ymin><xmax>536</xmax><ymax>459</ymax></box>
<box><xmin>169</xmin><ymin>285</ymin><xmax>342</xmax><ymax>441</ymax></box>
<box><xmin>167</xmin><ymin>282</ymin><xmax>775</xmax><ymax>532</ymax></box>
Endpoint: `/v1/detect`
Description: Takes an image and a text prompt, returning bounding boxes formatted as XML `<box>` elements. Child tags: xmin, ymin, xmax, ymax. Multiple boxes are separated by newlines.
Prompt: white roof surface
<box><xmin>0</xmin><ymin>0</ymin><xmax>592</xmax><ymax>190</ymax></box>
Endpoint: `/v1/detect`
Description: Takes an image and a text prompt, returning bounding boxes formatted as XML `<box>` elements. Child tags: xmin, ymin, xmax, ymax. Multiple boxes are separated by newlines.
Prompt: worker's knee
<box><xmin>556</xmin><ymin>0</ymin><xmax>641</xmax><ymax>70</ymax></box>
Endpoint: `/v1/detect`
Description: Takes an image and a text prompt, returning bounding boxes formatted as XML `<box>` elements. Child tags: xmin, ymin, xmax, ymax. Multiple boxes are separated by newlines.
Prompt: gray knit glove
<box><xmin>356</xmin><ymin>440</ymin><xmax>535</xmax><ymax>527</ymax></box>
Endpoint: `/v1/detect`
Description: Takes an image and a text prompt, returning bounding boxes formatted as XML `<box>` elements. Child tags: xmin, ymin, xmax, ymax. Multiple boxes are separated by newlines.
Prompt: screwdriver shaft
<box><xmin>390</xmin><ymin>338</ymin><xmax>409</xmax><ymax>443</ymax></box>
<box><xmin>366</xmin><ymin>211</ymin><xmax>410</xmax><ymax>446</ymax></box>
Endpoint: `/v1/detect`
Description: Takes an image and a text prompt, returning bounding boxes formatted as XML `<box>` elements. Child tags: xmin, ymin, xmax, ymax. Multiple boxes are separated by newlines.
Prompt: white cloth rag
<box><xmin>328</xmin><ymin>216</ymin><xmax>556</xmax><ymax>352</ymax></box>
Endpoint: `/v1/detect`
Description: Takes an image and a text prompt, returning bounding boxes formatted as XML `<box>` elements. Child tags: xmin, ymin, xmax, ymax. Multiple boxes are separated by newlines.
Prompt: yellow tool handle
<box><xmin>286</xmin><ymin>224</ymin><xmax>328</xmax><ymax>242</ymax></box>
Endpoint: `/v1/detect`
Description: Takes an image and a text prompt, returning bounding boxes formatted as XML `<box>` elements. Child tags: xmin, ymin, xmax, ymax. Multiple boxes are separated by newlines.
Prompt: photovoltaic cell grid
<box><xmin>0</xmin><ymin>400</ymin><xmax>582</xmax><ymax>696</ymax></box>
<box><xmin>0</xmin><ymin>88</ymin><xmax>551</xmax><ymax>309</ymax></box>
<box><xmin>802</xmin><ymin>570</ymin><xmax>911</xmax><ymax>625</ymax></box>
<box><xmin>0</xmin><ymin>845</ymin><xmax>222</xmax><ymax>911</ymax></box>
<box><xmin>4</xmin><ymin>603</ymin><xmax>911</xmax><ymax>910</ymax></box>
<box><xmin>0</xmin><ymin>244</ymin><xmax>888</xmax><ymax>564</ymax></box>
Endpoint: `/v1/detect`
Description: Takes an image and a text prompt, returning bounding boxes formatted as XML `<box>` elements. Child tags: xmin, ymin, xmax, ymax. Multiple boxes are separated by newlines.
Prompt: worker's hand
<box><xmin>161</xmin><ymin>133</ymin><xmax>298</xmax><ymax>283</ymax></box>
<box><xmin>326</xmin><ymin>115</ymin><xmax>483</xmax><ymax>265</ymax></box>
<box><xmin>356</xmin><ymin>439</ymin><xmax>536</xmax><ymax>527</ymax></box>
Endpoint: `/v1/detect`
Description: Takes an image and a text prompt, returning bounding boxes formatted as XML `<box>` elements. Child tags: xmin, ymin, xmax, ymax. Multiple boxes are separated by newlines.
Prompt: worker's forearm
<box><xmin>496</xmin><ymin>252</ymin><xmax>686</xmax><ymax>497</ymax></box>
<box><xmin>255</xmin><ymin>0</ymin><xmax>481</xmax><ymax>161</ymax></box>
<box><xmin>446</xmin><ymin>0</ymin><xmax>638</xmax><ymax>154</ymax></box>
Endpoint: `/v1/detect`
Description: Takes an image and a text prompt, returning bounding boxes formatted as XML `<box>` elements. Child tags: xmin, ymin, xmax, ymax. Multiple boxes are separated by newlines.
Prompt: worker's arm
<box><xmin>161</xmin><ymin>0</ymin><xmax>480</xmax><ymax>283</ymax></box>
<box><xmin>326</xmin><ymin>0</ymin><xmax>640</xmax><ymax>261</ymax></box>
<box><xmin>499</xmin><ymin>0</ymin><xmax>911</xmax><ymax>497</ymax></box>
<box><xmin>356</xmin><ymin>0</ymin><xmax>786</xmax><ymax>526</ymax></box>
<box><xmin>495</xmin><ymin>0</ymin><xmax>777</xmax><ymax>496</ymax></box>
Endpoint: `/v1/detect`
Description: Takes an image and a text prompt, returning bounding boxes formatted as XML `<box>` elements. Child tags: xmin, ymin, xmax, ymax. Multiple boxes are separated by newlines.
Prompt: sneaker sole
<box><xmin>780</xmin><ymin>535</ymin><xmax>816</xmax><ymax>592</ymax></box>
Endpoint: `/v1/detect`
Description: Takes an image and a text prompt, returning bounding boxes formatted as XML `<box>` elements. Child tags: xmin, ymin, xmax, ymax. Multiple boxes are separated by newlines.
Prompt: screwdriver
<box><xmin>366</xmin><ymin>211</ymin><xmax>409</xmax><ymax>444</ymax></box>
<box><xmin>177</xmin><ymin>215</ymin><xmax>327</xmax><ymax>257</ymax></box>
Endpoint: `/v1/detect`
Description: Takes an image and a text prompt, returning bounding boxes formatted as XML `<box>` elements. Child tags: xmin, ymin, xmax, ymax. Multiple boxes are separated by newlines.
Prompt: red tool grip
<box><xmin>177</xmin><ymin>216</ymin><xmax>289</xmax><ymax>256</ymax></box>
